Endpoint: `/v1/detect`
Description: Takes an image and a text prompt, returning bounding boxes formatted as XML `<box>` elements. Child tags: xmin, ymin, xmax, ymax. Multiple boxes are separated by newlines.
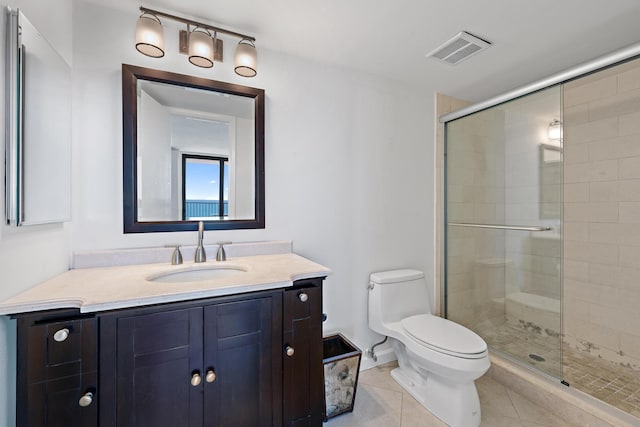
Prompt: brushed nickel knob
<box><xmin>53</xmin><ymin>328</ymin><xmax>70</xmax><ymax>342</ymax></box>
<box><xmin>78</xmin><ymin>392</ymin><xmax>93</xmax><ymax>407</ymax></box>
<box><xmin>206</xmin><ymin>369</ymin><xmax>216</xmax><ymax>383</ymax></box>
<box><xmin>298</xmin><ymin>292</ymin><xmax>309</xmax><ymax>302</ymax></box>
<box><xmin>191</xmin><ymin>372</ymin><xmax>202</xmax><ymax>387</ymax></box>
<box><xmin>285</xmin><ymin>346</ymin><xmax>295</xmax><ymax>357</ymax></box>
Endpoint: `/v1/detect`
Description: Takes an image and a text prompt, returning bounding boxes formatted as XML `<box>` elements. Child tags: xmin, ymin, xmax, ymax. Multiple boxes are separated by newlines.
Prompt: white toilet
<box><xmin>368</xmin><ymin>269</ymin><xmax>490</xmax><ymax>427</ymax></box>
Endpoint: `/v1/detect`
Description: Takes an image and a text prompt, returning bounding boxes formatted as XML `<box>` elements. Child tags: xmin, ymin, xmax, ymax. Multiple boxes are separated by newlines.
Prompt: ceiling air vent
<box><xmin>427</xmin><ymin>31</ymin><xmax>491</xmax><ymax>65</ymax></box>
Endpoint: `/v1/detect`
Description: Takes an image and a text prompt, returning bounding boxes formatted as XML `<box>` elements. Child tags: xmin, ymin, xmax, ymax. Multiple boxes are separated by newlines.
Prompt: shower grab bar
<box><xmin>448</xmin><ymin>222</ymin><xmax>552</xmax><ymax>232</ymax></box>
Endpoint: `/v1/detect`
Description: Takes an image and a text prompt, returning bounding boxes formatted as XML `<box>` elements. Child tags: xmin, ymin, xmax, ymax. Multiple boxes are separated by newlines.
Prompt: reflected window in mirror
<box><xmin>182</xmin><ymin>155</ymin><xmax>229</xmax><ymax>220</ymax></box>
<box><xmin>122</xmin><ymin>64</ymin><xmax>264</xmax><ymax>232</ymax></box>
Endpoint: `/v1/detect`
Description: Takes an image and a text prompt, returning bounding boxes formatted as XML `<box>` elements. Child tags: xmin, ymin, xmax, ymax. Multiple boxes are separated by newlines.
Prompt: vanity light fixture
<box><xmin>135</xmin><ymin>12</ymin><xmax>165</xmax><ymax>58</ymax></box>
<box><xmin>548</xmin><ymin>119</ymin><xmax>562</xmax><ymax>140</ymax></box>
<box><xmin>135</xmin><ymin>6</ymin><xmax>258</xmax><ymax>77</ymax></box>
<box><xmin>234</xmin><ymin>39</ymin><xmax>257</xmax><ymax>77</ymax></box>
<box><xmin>188</xmin><ymin>27</ymin><xmax>215</xmax><ymax>68</ymax></box>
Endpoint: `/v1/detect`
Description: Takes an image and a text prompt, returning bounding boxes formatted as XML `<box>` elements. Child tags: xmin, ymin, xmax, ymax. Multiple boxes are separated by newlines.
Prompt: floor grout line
<box><xmin>504</xmin><ymin>386</ymin><xmax>524</xmax><ymax>422</ymax></box>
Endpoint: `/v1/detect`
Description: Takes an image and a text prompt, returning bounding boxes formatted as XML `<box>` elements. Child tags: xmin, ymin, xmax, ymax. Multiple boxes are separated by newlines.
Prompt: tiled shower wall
<box><xmin>441</xmin><ymin>104</ymin><xmax>508</xmax><ymax>328</ymax></box>
<box><xmin>563</xmin><ymin>57</ymin><xmax>640</xmax><ymax>370</ymax></box>
<box><xmin>435</xmin><ymin>94</ymin><xmax>471</xmax><ymax>316</ymax></box>
<box><xmin>442</xmin><ymin>91</ymin><xmax>562</xmax><ymax>333</ymax></box>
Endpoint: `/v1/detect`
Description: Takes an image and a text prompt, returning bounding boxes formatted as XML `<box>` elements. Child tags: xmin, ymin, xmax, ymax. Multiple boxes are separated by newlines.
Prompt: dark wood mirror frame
<box><xmin>122</xmin><ymin>64</ymin><xmax>265</xmax><ymax>233</ymax></box>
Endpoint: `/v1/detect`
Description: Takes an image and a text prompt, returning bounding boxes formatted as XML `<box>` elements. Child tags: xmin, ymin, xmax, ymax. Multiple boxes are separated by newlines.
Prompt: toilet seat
<box><xmin>401</xmin><ymin>314</ymin><xmax>487</xmax><ymax>359</ymax></box>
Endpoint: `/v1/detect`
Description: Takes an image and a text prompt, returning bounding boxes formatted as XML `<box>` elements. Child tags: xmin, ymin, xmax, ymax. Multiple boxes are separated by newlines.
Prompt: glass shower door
<box><xmin>445</xmin><ymin>85</ymin><xmax>562</xmax><ymax>379</ymax></box>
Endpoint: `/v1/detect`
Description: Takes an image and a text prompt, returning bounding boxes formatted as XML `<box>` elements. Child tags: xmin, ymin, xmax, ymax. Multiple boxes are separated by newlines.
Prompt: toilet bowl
<box><xmin>368</xmin><ymin>269</ymin><xmax>490</xmax><ymax>427</ymax></box>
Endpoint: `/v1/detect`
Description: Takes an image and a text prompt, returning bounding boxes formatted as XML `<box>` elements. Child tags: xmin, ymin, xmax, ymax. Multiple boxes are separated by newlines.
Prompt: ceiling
<box><xmin>87</xmin><ymin>0</ymin><xmax>640</xmax><ymax>102</ymax></box>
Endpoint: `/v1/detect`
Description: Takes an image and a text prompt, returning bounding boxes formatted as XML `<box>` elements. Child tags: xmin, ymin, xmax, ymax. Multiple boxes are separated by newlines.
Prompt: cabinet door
<box><xmin>115</xmin><ymin>307</ymin><xmax>204</xmax><ymax>427</ymax></box>
<box><xmin>203</xmin><ymin>296</ymin><xmax>281</xmax><ymax>426</ymax></box>
<box><xmin>27</xmin><ymin>373</ymin><xmax>97</xmax><ymax>427</ymax></box>
<box><xmin>17</xmin><ymin>315</ymin><xmax>97</xmax><ymax>427</ymax></box>
<box><xmin>283</xmin><ymin>280</ymin><xmax>324</xmax><ymax>427</ymax></box>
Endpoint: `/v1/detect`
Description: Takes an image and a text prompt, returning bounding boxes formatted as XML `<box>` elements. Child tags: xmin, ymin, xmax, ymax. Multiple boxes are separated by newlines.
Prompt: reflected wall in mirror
<box><xmin>5</xmin><ymin>8</ymin><xmax>71</xmax><ymax>226</ymax></box>
<box><xmin>122</xmin><ymin>64</ymin><xmax>265</xmax><ymax>232</ymax></box>
<box><xmin>539</xmin><ymin>143</ymin><xmax>562</xmax><ymax>219</ymax></box>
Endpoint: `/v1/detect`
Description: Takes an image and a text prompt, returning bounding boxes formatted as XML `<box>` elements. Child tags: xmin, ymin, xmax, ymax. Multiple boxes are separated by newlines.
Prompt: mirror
<box><xmin>5</xmin><ymin>8</ymin><xmax>71</xmax><ymax>225</ymax></box>
<box><xmin>122</xmin><ymin>64</ymin><xmax>265</xmax><ymax>232</ymax></box>
<box><xmin>539</xmin><ymin>143</ymin><xmax>562</xmax><ymax>219</ymax></box>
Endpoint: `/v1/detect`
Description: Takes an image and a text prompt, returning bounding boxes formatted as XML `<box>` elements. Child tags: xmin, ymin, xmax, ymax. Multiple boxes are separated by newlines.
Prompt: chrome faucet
<box><xmin>194</xmin><ymin>221</ymin><xmax>206</xmax><ymax>263</ymax></box>
<box><xmin>215</xmin><ymin>242</ymin><xmax>232</xmax><ymax>261</ymax></box>
<box><xmin>171</xmin><ymin>245</ymin><xmax>183</xmax><ymax>265</ymax></box>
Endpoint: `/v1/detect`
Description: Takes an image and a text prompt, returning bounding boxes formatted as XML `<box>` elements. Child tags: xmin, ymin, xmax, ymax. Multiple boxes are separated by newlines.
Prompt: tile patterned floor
<box><xmin>564</xmin><ymin>348</ymin><xmax>640</xmax><ymax>418</ymax></box>
<box><xmin>478</xmin><ymin>322</ymin><xmax>640</xmax><ymax>418</ymax></box>
<box><xmin>478</xmin><ymin>322</ymin><xmax>562</xmax><ymax>378</ymax></box>
<box><xmin>325</xmin><ymin>361</ymin><xmax>571</xmax><ymax>427</ymax></box>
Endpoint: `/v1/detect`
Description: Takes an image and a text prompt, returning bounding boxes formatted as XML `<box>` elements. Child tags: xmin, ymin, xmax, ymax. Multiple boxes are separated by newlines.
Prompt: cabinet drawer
<box><xmin>284</xmin><ymin>281</ymin><xmax>322</xmax><ymax>332</ymax></box>
<box><xmin>27</xmin><ymin>318</ymin><xmax>97</xmax><ymax>383</ymax></box>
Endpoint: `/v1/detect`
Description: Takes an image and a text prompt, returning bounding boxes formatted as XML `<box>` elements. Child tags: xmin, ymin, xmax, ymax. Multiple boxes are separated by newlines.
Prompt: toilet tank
<box><xmin>368</xmin><ymin>269</ymin><xmax>431</xmax><ymax>331</ymax></box>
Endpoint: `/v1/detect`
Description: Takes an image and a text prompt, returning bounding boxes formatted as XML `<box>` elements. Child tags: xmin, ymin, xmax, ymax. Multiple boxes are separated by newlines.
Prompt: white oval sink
<box><xmin>148</xmin><ymin>266</ymin><xmax>246</xmax><ymax>283</ymax></box>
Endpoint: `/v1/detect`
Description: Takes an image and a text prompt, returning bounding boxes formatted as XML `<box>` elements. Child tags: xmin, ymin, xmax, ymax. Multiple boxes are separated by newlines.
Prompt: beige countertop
<box><xmin>0</xmin><ymin>253</ymin><xmax>331</xmax><ymax>315</ymax></box>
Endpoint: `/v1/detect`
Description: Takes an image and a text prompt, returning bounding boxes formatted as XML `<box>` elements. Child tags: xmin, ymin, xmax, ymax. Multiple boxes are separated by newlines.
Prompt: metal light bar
<box><xmin>448</xmin><ymin>222</ymin><xmax>552</xmax><ymax>232</ymax></box>
<box><xmin>439</xmin><ymin>41</ymin><xmax>640</xmax><ymax>123</ymax></box>
<box><xmin>140</xmin><ymin>6</ymin><xmax>255</xmax><ymax>42</ymax></box>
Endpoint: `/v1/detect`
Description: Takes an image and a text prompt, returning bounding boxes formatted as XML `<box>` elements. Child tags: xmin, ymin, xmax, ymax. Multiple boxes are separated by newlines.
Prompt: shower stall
<box><xmin>444</xmin><ymin>54</ymin><xmax>640</xmax><ymax>419</ymax></box>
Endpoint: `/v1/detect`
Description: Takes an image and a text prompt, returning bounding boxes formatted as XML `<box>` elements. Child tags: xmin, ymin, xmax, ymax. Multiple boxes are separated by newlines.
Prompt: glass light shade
<box><xmin>135</xmin><ymin>14</ymin><xmax>164</xmax><ymax>58</ymax></box>
<box><xmin>234</xmin><ymin>39</ymin><xmax>257</xmax><ymax>77</ymax></box>
<box><xmin>189</xmin><ymin>29</ymin><xmax>214</xmax><ymax>68</ymax></box>
<box><xmin>548</xmin><ymin>119</ymin><xmax>562</xmax><ymax>140</ymax></box>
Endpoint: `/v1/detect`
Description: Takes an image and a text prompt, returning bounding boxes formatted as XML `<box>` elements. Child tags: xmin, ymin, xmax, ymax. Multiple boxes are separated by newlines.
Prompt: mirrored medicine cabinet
<box><xmin>5</xmin><ymin>7</ymin><xmax>72</xmax><ymax>226</ymax></box>
<box><xmin>121</xmin><ymin>64</ymin><xmax>265</xmax><ymax>233</ymax></box>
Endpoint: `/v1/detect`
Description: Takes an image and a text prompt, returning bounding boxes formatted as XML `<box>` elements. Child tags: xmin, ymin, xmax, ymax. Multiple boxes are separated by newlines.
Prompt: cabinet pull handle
<box><xmin>298</xmin><ymin>292</ymin><xmax>309</xmax><ymax>302</ymax></box>
<box><xmin>191</xmin><ymin>372</ymin><xmax>202</xmax><ymax>387</ymax></box>
<box><xmin>285</xmin><ymin>345</ymin><xmax>295</xmax><ymax>357</ymax></box>
<box><xmin>206</xmin><ymin>369</ymin><xmax>216</xmax><ymax>383</ymax></box>
<box><xmin>53</xmin><ymin>328</ymin><xmax>70</xmax><ymax>342</ymax></box>
<box><xmin>78</xmin><ymin>392</ymin><xmax>93</xmax><ymax>407</ymax></box>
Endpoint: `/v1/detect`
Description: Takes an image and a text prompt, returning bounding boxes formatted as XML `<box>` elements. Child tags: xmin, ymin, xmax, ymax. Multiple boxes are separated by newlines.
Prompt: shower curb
<box><xmin>488</xmin><ymin>353</ymin><xmax>638</xmax><ymax>427</ymax></box>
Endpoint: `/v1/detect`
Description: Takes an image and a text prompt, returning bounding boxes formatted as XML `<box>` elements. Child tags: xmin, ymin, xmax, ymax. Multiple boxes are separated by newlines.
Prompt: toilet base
<box><xmin>390</xmin><ymin>366</ymin><xmax>481</xmax><ymax>427</ymax></box>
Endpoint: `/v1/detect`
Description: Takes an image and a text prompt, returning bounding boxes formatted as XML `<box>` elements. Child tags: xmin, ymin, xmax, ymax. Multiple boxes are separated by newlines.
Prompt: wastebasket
<box><xmin>322</xmin><ymin>333</ymin><xmax>362</xmax><ymax>421</ymax></box>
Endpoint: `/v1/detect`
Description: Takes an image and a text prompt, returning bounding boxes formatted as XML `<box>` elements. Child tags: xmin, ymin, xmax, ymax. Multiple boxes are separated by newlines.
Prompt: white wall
<box><xmin>235</xmin><ymin>117</ymin><xmax>255</xmax><ymax>218</ymax></box>
<box><xmin>0</xmin><ymin>1</ymin><xmax>73</xmax><ymax>425</ymax></box>
<box><xmin>71</xmin><ymin>0</ymin><xmax>434</xmax><ymax>352</ymax></box>
<box><xmin>139</xmin><ymin>90</ymin><xmax>172</xmax><ymax>220</ymax></box>
<box><xmin>0</xmin><ymin>0</ymin><xmax>436</xmax><ymax>421</ymax></box>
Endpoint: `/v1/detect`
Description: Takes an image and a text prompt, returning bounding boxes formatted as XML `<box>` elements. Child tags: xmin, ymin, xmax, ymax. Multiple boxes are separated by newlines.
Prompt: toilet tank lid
<box><xmin>370</xmin><ymin>269</ymin><xmax>424</xmax><ymax>284</ymax></box>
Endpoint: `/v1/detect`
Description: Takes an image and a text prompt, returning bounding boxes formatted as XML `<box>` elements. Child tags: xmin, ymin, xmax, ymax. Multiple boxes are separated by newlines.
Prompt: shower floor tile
<box><xmin>477</xmin><ymin>322</ymin><xmax>562</xmax><ymax>378</ymax></box>
<box><xmin>476</xmin><ymin>321</ymin><xmax>640</xmax><ymax>419</ymax></box>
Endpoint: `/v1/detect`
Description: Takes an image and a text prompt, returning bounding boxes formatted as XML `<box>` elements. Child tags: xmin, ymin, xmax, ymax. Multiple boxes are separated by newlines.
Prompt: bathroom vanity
<box><xmin>1</xmin><ymin>251</ymin><xmax>329</xmax><ymax>427</ymax></box>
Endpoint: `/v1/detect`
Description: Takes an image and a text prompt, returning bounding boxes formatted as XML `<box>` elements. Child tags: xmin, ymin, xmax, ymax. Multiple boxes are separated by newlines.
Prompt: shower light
<box><xmin>548</xmin><ymin>119</ymin><xmax>562</xmax><ymax>141</ymax></box>
<box><xmin>135</xmin><ymin>6</ymin><xmax>258</xmax><ymax>77</ymax></box>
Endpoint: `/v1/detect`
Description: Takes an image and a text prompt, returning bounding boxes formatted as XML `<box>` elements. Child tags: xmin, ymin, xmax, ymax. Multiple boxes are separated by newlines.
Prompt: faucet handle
<box><xmin>215</xmin><ymin>241</ymin><xmax>232</xmax><ymax>262</ymax></box>
<box><xmin>171</xmin><ymin>245</ymin><xmax>183</xmax><ymax>265</ymax></box>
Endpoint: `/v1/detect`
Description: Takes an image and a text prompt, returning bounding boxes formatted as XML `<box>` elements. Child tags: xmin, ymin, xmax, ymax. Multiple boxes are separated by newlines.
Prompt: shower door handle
<box><xmin>448</xmin><ymin>222</ymin><xmax>552</xmax><ymax>232</ymax></box>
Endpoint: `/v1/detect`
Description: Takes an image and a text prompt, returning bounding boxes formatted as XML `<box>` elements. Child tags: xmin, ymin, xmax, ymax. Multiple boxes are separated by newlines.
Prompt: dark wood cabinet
<box><xmin>203</xmin><ymin>297</ymin><xmax>282</xmax><ymax>426</ymax></box>
<box><xmin>16</xmin><ymin>311</ymin><xmax>98</xmax><ymax>427</ymax></box>
<box><xmin>15</xmin><ymin>278</ymin><xmax>324</xmax><ymax>427</ymax></box>
<box><xmin>283</xmin><ymin>279</ymin><xmax>324</xmax><ymax>427</ymax></box>
<box><xmin>100</xmin><ymin>291</ymin><xmax>282</xmax><ymax>427</ymax></box>
<box><xmin>110</xmin><ymin>307</ymin><xmax>204</xmax><ymax>427</ymax></box>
